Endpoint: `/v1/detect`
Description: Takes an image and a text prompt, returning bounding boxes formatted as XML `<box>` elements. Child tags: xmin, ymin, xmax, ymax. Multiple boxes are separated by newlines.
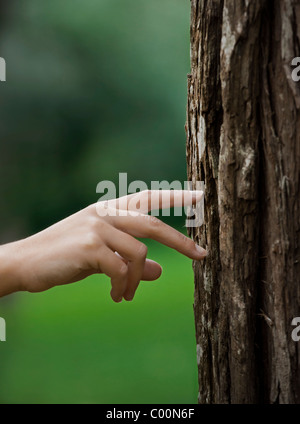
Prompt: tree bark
<box><xmin>186</xmin><ymin>0</ymin><xmax>300</xmax><ymax>404</ymax></box>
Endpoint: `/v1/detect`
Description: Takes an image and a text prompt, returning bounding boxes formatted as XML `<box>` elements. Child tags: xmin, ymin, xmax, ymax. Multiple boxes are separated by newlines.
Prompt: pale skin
<box><xmin>0</xmin><ymin>190</ymin><xmax>207</xmax><ymax>302</ymax></box>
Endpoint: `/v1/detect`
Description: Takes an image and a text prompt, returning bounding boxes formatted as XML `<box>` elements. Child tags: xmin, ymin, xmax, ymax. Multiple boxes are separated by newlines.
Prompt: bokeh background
<box><xmin>0</xmin><ymin>0</ymin><xmax>198</xmax><ymax>404</ymax></box>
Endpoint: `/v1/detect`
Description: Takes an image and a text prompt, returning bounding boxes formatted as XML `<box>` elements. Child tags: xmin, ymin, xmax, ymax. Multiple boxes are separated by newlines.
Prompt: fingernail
<box><xmin>124</xmin><ymin>293</ymin><xmax>134</xmax><ymax>302</ymax></box>
<box><xmin>193</xmin><ymin>190</ymin><xmax>204</xmax><ymax>199</ymax></box>
<box><xmin>195</xmin><ymin>245</ymin><xmax>207</xmax><ymax>257</ymax></box>
<box><xmin>111</xmin><ymin>291</ymin><xmax>123</xmax><ymax>303</ymax></box>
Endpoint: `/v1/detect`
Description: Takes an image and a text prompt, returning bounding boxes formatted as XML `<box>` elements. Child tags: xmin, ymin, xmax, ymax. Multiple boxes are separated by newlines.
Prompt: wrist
<box><xmin>0</xmin><ymin>241</ymin><xmax>26</xmax><ymax>297</ymax></box>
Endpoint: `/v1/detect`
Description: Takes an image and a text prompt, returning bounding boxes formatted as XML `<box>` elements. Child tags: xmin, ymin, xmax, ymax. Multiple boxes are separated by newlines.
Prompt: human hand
<box><xmin>0</xmin><ymin>190</ymin><xmax>206</xmax><ymax>301</ymax></box>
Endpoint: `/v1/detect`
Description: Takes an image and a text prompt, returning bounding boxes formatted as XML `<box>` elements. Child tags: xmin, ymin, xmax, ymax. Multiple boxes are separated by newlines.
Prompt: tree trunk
<box><xmin>186</xmin><ymin>0</ymin><xmax>300</xmax><ymax>404</ymax></box>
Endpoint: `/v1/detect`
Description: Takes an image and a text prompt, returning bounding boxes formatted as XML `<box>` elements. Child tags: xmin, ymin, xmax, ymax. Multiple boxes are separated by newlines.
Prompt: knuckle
<box><xmin>115</xmin><ymin>262</ymin><xmax>128</xmax><ymax>278</ymax></box>
<box><xmin>82</xmin><ymin>231</ymin><xmax>98</xmax><ymax>250</ymax></box>
<box><xmin>88</xmin><ymin>215</ymin><xmax>100</xmax><ymax>230</ymax></box>
<box><xmin>148</xmin><ymin>215</ymin><xmax>161</xmax><ymax>228</ymax></box>
<box><xmin>136</xmin><ymin>243</ymin><xmax>148</xmax><ymax>259</ymax></box>
<box><xmin>89</xmin><ymin>214</ymin><xmax>109</xmax><ymax>233</ymax></box>
<box><xmin>95</xmin><ymin>201</ymin><xmax>112</xmax><ymax>218</ymax></box>
<box><xmin>179</xmin><ymin>232</ymin><xmax>194</xmax><ymax>250</ymax></box>
<box><xmin>96</xmin><ymin>217</ymin><xmax>108</xmax><ymax>231</ymax></box>
<box><xmin>143</xmin><ymin>215</ymin><xmax>162</xmax><ymax>237</ymax></box>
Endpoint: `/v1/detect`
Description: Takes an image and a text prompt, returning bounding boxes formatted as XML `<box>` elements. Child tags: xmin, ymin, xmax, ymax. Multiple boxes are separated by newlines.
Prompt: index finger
<box><xmin>105</xmin><ymin>190</ymin><xmax>204</xmax><ymax>214</ymax></box>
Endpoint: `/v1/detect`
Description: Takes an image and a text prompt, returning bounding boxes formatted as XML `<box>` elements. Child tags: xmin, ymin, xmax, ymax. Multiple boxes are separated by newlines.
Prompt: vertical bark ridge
<box><xmin>186</xmin><ymin>0</ymin><xmax>300</xmax><ymax>403</ymax></box>
<box><xmin>259</xmin><ymin>0</ymin><xmax>300</xmax><ymax>404</ymax></box>
<box><xmin>186</xmin><ymin>0</ymin><xmax>225</xmax><ymax>404</ymax></box>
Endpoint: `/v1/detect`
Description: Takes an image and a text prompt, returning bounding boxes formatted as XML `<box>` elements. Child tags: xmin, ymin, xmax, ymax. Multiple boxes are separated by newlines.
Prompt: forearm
<box><xmin>0</xmin><ymin>242</ymin><xmax>24</xmax><ymax>297</ymax></box>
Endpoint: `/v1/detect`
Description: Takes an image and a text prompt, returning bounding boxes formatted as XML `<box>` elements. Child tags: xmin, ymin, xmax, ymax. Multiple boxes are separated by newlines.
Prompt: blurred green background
<box><xmin>0</xmin><ymin>0</ymin><xmax>198</xmax><ymax>404</ymax></box>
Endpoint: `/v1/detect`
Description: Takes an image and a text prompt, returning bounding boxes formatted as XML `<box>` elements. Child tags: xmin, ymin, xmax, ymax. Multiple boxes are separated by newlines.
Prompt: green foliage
<box><xmin>0</xmin><ymin>0</ymin><xmax>190</xmax><ymax>232</ymax></box>
<box><xmin>0</xmin><ymin>1</ymin><xmax>196</xmax><ymax>404</ymax></box>
<box><xmin>0</xmin><ymin>243</ymin><xmax>197</xmax><ymax>404</ymax></box>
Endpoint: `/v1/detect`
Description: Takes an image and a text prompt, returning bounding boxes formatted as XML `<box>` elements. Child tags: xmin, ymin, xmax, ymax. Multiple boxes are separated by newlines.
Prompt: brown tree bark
<box><xmin>186</xmin><ymin>0</ymin><xmax>300</xmax><ymax>404</ymax></box>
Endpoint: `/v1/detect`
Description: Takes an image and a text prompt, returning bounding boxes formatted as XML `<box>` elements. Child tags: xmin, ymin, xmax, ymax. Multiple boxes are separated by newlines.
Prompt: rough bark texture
<box><xmin>186</xmin><ymin>0</ymin><xmax>300</xmax><ymax>404</ymax></box>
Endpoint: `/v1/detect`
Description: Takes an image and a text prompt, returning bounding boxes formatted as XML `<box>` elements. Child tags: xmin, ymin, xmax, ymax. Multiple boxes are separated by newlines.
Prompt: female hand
<box><xmin>0</xmin><ymin>190</ymin><xmax>207</xmax><ymax>302</ymax></box>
